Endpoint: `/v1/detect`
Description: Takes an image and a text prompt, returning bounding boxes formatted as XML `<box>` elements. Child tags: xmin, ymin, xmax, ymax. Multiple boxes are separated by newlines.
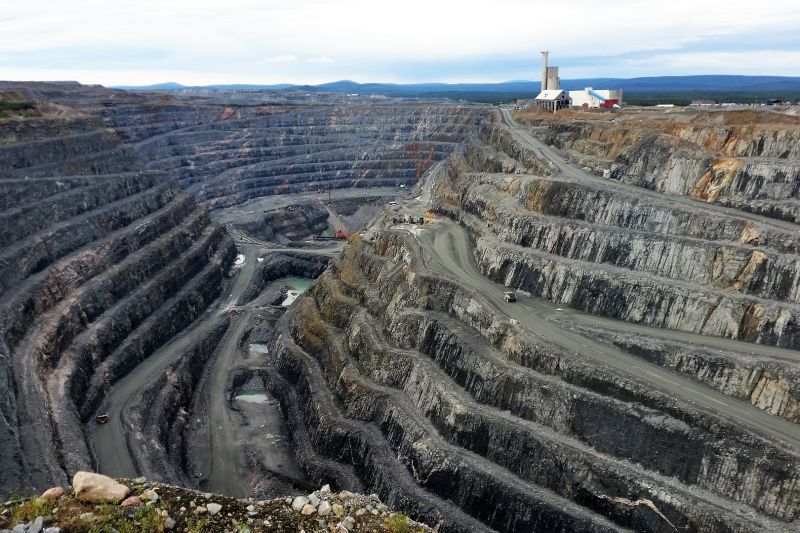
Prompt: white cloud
<box><xmin>305</xmin><ymin>56</ymin><xmax>334</xmax><ymax>64</ymax></box>
<box><xmin>263</xmin><ymin>55</ymin><xmax>298</xmax><ymax>63</ymax></box>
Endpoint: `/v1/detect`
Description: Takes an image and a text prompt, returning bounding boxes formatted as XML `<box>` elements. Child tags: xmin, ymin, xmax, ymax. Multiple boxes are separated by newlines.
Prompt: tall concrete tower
<box><xmin>540</xmin><ymin>51</ymin><xmax>549</xmax><ymax>91</ymax></box>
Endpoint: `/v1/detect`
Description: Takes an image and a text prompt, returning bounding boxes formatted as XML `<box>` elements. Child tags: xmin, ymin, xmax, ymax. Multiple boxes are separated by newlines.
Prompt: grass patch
<box><xmin>185</xmin><ymin>516</ymin><xmax>211</xmax><ymax>533</ymax></box>
<box><xmin>85</xmin><ymin>504</ymin><xmax>164</xmax><ymax>533</ymax></box>
<box><xmin>0</xmin><ymin>99</ymin><xmax>37</xmax><ymax>119</ymax></box>
<box><xmin>387</xmin><ymin>513</ymin><xmax>410</xmax><ymax>533</ymax></box>
<box><xmin>10</xmin><ymin>498</ymin><xmax>56</xmax><ymax>525</ymax></box>
<box><xmin>0</xmin><ymin>100</ymin><xmax>35</xmax><ymax>111</ymax></box>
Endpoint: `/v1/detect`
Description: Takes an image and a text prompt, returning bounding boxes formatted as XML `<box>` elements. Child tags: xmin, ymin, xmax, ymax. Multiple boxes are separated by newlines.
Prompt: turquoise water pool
<box><xmin>276</xmin><ymin>277</ymin><xmax>313</xmax><ymax>306</ymax></box>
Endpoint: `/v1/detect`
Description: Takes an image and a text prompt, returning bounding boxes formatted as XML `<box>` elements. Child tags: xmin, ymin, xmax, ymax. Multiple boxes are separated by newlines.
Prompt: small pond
<box><xmin>276</xmin><ymin>277</ymin><xmax>312</xmax><ymax>306</ymax></box>
<box><xmin>233</xmin><ymin>389</ymin><xmax>270</xmax><ymax>404</ymax></box>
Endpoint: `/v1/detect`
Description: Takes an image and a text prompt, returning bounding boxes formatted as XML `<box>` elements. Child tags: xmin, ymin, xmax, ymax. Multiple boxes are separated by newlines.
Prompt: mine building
<box><xmin>569</xmin><ymin>87</ymin><xmax>623</xmax><ymax>108</ymax></box>
<box><xmin>534</xmin><ymin>51</ymin><xmax>622</xmax><ymax>110</ymax></box>
<box><xmin>533</xmin><ymin>51</ymin><xmax>571</xmax><ymax>112</ymax></box>
<box><xmin>533</xmin><ymin>89</ymin><xmax>571</xmax><ymax>112</ymax></box>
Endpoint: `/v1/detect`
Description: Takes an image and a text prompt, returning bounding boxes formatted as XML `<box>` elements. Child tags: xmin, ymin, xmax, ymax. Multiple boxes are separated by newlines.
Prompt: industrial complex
<box><xmin>534</xmin><ymin>51</ymin><xmax>622</xmax><ymax>111</ymax></box>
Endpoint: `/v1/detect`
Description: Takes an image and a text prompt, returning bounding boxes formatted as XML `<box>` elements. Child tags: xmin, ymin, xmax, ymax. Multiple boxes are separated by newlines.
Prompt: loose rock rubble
<box><xmin>0</xmin><ymin>476</ymin><xmax>430</xmax><ymax>533</ymax></box>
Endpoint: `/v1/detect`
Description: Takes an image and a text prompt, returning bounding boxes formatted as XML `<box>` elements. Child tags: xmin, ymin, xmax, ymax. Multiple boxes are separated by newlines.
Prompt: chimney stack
<box><xmin>540</xmin><ymin>51</ymin><xmax>549</xmax><ymax>92</ymax></box>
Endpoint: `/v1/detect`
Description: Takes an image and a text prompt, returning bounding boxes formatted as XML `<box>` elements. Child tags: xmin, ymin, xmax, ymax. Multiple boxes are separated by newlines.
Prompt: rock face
<box><xmin>519</xmin><ymin>108</ymin><xmax>800</xmax><ymax>223</ymax></box>
<box><xmin>254</xmin><ymin>108</ymin><xmax>800</xmax><ymax>532</ymax></box>
<box><xmin>450</xmin><ymin>112</ymin><xmax>800</xmax><ymax>349</ymax></box>
<box><xmin>0</xmin><ymin>82</ymin><xmax>483</xmax><ymax>501</ymax></box>
<box><xmin>72</xmin><ymin>472</ymin><xmax>130</xmax><ymax>503</ymax></box>
<box><xmin>0</xmin><ymin>83</ymin><xmax>237</xmax><ymax>495</ymax></box>
<box><xmin>130</xmin><ymin>104</ymin><xmax>481</xmax><ymax>211</ymax></box>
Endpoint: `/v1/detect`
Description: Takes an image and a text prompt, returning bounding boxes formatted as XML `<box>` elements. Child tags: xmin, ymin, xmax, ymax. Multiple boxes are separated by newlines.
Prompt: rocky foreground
<box><xmin>0</xmin><ymin>472</ymin><xmax>429</xmax><ymax>533</ymax></box>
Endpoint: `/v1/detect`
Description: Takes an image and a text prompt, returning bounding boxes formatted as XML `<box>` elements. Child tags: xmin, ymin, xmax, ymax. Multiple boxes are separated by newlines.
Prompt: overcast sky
<box><xmin>1</xmin><ymin>0</ymin><xmax>799</xmax><ymax>86</ymax></box>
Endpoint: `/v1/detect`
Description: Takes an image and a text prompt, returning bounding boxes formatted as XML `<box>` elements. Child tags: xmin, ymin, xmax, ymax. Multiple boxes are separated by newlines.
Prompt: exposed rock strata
<box><xmin>267</xmin><ymin>231</ymin><xmax>798</xmax><ymax>532</ymax></box>
<box><xmin>518</xmin><ymin>109</ymin><xmax>800</xmax><ymax>223</ymax></box>
<box><xmin>0</xmin><ymin>84</ymin><xmax>236</xmax><ymax>495</ymax></box>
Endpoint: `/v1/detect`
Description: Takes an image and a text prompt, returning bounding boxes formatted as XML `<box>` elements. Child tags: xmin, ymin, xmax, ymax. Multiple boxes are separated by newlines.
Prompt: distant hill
<box><xmin>114</xmin><ymin>76</ymin><xmax>800</xmax><ymax>104</ymax></box>
<box><xmin>114</xmin><ymin>82</ymin><xmax>294</xmax><ymax>91</ymax></box>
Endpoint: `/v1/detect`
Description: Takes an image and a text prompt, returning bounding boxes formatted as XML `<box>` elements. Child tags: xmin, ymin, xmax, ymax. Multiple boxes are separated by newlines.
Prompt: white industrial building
<box><xmin>534</xmin><ymin>90</ymin><xmax>570</xmax><ymax>112</ymax></box>
<box><xmin>533</xmin><ymin>52</ymin><xmax>623</xmax><ymax>111</ymax></box>
<box><xmin>533</xmin><ymin>52</ymin><xmax>571</xmax><ymax>112</ymax></box>
<box><xmin>569</xmin><ymin>87</ymin><xmax>623</xmax><ymax>108</ymax></box>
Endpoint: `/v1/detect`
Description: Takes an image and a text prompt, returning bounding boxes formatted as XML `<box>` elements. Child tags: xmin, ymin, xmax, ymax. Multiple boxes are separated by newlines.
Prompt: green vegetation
<box><xmin>0</xmin><ymin>99</ymin><xmax>37</xmax><ymax>119</ymax></box>
<box><xmin>10</xmin><ymin>497</ymin><xmax>56</xmax><ymax>525</ymax></box>
<box><xmin>387</xmin><ymin>513</ymin><xmax>410</xmax><ymax>533</ymax></box>
<box><xmin>86</xmin><ymin>504</ymin><xmax>163</xmax><ymax>533</ymax></box>
<box><xmin>4</xmin><ymin>497</ymin><xmax>165</xmax><ymax>533</ymax></box>
<box><xmin>185</xmin><ymin>516</ymin><xmax>211</xmax><ymax>533</ymax></box>
<box><xmin>0</xmin><ymin>100</ymin><xmax>35</xmax><ymax>111</ymax></box>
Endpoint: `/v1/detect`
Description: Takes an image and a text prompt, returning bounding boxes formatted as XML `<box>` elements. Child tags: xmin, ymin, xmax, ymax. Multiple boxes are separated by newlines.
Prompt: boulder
<box><xmin>291</xmin><ymin>496</ymin><xmax>308</xmax><ymax>511</ymax></box>
<box><xmin>206</xmin><ymin>503</ymin><xmax>221</xmax><ymax>516</ymax></box>
<box><xmin>301</xmin><ymin>504</ymin><xmax>316</xmax><ymax>515</ymax></box>
<box><xmin>141</xmin><ymin>489</ymin><xmax>158</xmax><ymax>502</ymax></box>
<box><xmin>39</xmin><ymin>487</ymin><xmax>64</xmax><ymax>500</ymax></box>
<box><xmin>72</xmin><ymin>472</ymin><xmax>130</xmax><ymax>503</ymax></box>
<box><xmin>120</xmin><ymin>496</ymin><xmax>142</xmax><ymax>507</ymax></box>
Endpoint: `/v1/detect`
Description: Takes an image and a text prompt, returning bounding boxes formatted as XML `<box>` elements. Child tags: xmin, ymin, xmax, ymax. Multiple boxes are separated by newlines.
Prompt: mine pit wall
<box><xmin>0</xmin><ymin>128</ymin><xmax>133</xmax><ymax>174</ymax></box>
<box><xmin>123</xmin><ymin>318</ymin><xmax>230</xmax><ymax>485</ymax></box>
<box><xmin>458</xmin><ymin>179</ymin><xmax>800</xmax><ymax>304</ymax></box>
<box><xmin>127</xmin><ymin>103</ymin><xmax>487</xmax><ymax>211</ymax></box>
<box><xmin>0</xmin><ymin>173</ymin><xmax>234</xmax><ymax>492</ymax></box>
<box><xmin>60</xmin><ymin>223</ymin><xmax>229</xmax><ymax>406</ymax></box>
<box><xmin>38</xmin><ymin>208</ymin><xmax>214</xmax><ymax>369</ymax></box>
<box><xmin>273</xmin><ymin>321</ymin><xmax>616</xmax><ymax>533</ymax></box>
<box><xmin>353</xmin><ymin>236</ymin><xmax>800</xmax><ymax>520</ymax></box>
<box><xmin>265</xmin><ymin>233</ymin><xmax>798</xmax><ymax>531</ymax></box>
<box><xmin>76</xmin><ymin>233</ymin><xmax>236</xmax><ymax>419</ymax></box>
<box><xmin>528</xmin><ymin>116</ymin><xmax>800</xmax><ymax>223</ymax></box>
<box><xmin>433</xmin><ymin>133</ymin><xmax>800</xmax><ymax>424</ymax></box>
<box><xmin>0</xmin><ymin>171</ymin><xmax>165</xmax><ymax>248</ymax></box>
<box><xmin>48</xmin><ymin>233</ymin><xmax>235</xmax><ymax>476</ymax></box>
<box><xmin>2</xmin><ymin>194</ymin><xmax>197</xmax><ymax>351</ymax></box>
<box><xmin>475</xmin><ymin>239</ymin><xmax>800</xmax><ymax>348</ymax></box>
<box><xmin>0</xmin><ymin>182</ymin><xmax>180</xmax><ymax>297</ymax></box>
<box><xmin>237</xmin><ymin>252</ymin><xmax>331</xmax><ymax>305</ymax></box>
<box><xmin>0</xmin><ymin>355</ymin><xmax>24</xmax><ymax>494</ymax></box>
<box><xmin>436</xmin><ymin>134</ymin><xmax>800</xmax><ymax>348</ymax></box>
<box><xmin>579</xmin><ymin>327</ymin><xmax>800</xmax><ymax>423</ymax></box>
<box><xmin>233</xmin><ymin>204</ymin><xmax>330</xmax><ymax>243</ymax></box>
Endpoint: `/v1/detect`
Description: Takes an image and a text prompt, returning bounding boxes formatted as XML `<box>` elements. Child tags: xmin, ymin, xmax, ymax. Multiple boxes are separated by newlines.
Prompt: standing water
<box><xmin>233</xmin><ymin>389</ymin><xmax>270</xmax><ymax>403</ymax></box>
<box><xmin>277</xmin><ymin>277</ymin><xmax>312</xmax><ymax>306</ymax></box>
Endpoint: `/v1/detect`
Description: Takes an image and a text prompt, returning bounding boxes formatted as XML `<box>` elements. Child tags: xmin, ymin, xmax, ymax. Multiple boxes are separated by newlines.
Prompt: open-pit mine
<box><xmin>1</xmin><ymin>82</ymin><xmax>799</xmax><ymax>532</ymax></box>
